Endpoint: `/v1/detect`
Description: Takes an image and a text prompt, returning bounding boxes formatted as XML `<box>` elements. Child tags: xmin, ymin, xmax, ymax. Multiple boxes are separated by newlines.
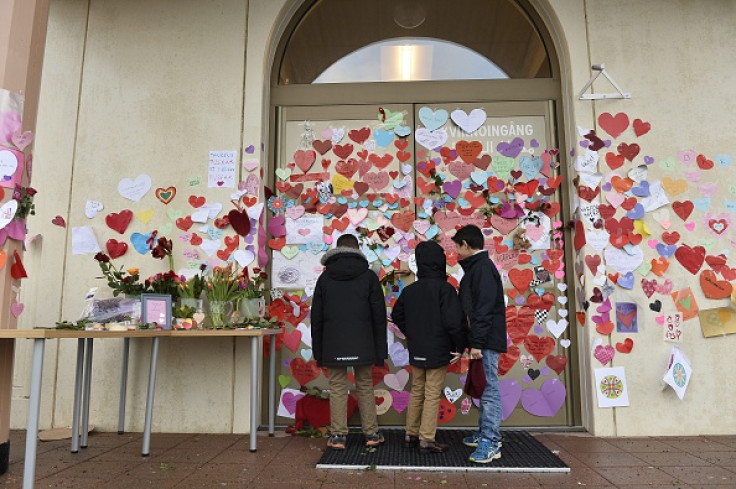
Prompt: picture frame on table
<box><xmin>140</xmin><ymin>294</ymin><xmax>172</xmax><ymax>330</ymax></box>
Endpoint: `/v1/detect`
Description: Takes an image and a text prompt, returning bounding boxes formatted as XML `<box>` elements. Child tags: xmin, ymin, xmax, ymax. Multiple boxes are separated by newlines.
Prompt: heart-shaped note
<box><xmin>118</xmin><ymin>174</ymin><xmax>152</xmax><ymax>202</ymax></box>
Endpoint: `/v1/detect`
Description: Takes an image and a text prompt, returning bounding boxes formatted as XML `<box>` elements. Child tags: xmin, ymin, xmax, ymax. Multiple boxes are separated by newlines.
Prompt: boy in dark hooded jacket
<box><xmin>391</xmin><ymin>240</ymin><xmax>466</xmax><ymax>453</ymax></box>
<box><xmin>311</xmin><ymin>234</ymin><xmax>387</xmax><ymax>450</ymax></box>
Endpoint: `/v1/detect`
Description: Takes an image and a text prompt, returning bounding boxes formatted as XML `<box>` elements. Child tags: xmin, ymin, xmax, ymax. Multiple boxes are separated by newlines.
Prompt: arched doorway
<box><xmin>266</xmin><ymin>0</ymin><xmax>580</xmax><ymax>429</ymax></box>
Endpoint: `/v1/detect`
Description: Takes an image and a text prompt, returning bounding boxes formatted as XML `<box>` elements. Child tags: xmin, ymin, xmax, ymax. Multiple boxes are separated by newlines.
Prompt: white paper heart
<box><xmin>202</xmin><ymin>203</ymin><xmax>223</xmax><ymax>220</ymax></box>
<box><xmin>246</xmin><ymin>203</ymin><xmax>264</xmax><ymax>220</ymax></box>
<box><xmin>415</xmin><ymin>128</ymin><xmax>448</xmax><ymax>150</ymax></box>
<box><xmin>191</xmin><ymin>209</ymin><xmax>209</xmax><ymax>223</ymax></box>
<box><xmin>0</xmin><ymin>200</ymin><xmax>19</xmax><ymax>230</ymax></box>
<box><xmin>84</xmin><ymin>200</ymin><xmax>104</xmax><ymax>219</ymax></box>
<box><xmin>233</xmin><ymin>249</ymin><xmax>255</xmax><ymax>267</ymax></box>
<box><xmin>118</xmin><ymin>174</ymin><xmax>152</xmax><ymax>202</ymax></box>
<box><xmin>0</xmin><ymin>149</ymin><xmax>18</xmax><ymax>179</ymax></box>
<box><xmin>296</xmin><ymin>322</ymin><xmax>312</xmax><ymax>348</ymax></box>
<box><xmin>443</xmin><ymin>387</ymin><xmax>463</xmax><ymax>404</ymax></box>
<box><xmin>199</xmin><ymin>238</ymin><xmax>220</xmax><ymax>256</ymax></box>
<box><xmin>450</xmin><ymin>108</ymin><xmax>487</xmax><ymax>134</ymax></box>
<box><xmin>560</xmin><ymin>339</ymin><xmax>571</xmax><ymax>348</ymax></box>
<box><xmin>546</xmin><ymin>319</ymin><xmax>568</xmax><ymax>338</ymax></box>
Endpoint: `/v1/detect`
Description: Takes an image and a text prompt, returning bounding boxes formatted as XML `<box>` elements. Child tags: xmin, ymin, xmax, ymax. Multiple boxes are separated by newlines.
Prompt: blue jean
<box><xmin>478</xmin><ymin>349</ymin><xmax>502</xmax><ymax>444</ymax></box>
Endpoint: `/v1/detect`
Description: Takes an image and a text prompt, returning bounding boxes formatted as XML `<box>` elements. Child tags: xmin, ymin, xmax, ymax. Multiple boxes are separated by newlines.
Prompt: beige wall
<box><xmin>12</xmin><ymin>0</ymin><xmax>736</xmax><ymax>436</ymax></box>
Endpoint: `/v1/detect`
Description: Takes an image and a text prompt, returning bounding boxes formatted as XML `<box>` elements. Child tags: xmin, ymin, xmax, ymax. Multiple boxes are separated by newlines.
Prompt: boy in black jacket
<box><xmin>391</xmin><ymin>240</ymin><xmax>466</xmax><ymax>453</ymax></box>
<box><xmin>311</xmin><ymin>234</ymin><xmax>387</xmax><ymax>450</ymax></box>
<box><xmin>452</xmin><ymin>225</ymin><xmax>507</xmax><ymax>464</ymax></box>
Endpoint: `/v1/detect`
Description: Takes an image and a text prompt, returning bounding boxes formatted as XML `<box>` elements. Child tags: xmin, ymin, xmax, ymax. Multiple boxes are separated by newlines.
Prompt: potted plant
<box><xmin>236</xmin><ymin>267</ymin><xmax>268</xmax><ymax>320</ymax></box>
<box><xmin>205</xmin><ymin>264</ymin><xmax>240</xmax><ymax>327</ymax></box>
<box><xmin>172</xmin><ymin>304</ymin><xmax>196</xmax><ymax>329</ymax></box>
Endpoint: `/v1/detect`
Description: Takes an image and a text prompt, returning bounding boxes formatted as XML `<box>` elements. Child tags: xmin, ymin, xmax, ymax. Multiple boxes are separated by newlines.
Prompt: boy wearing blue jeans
<box><xmin>452</xmin><ymin>225</ymin><xmax>507</xmax><ymax>463</ymax></box>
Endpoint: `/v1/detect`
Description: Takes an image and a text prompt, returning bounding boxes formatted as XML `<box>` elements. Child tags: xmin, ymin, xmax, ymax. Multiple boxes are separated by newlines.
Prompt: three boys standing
<box><xmin>310</xmin><ymin>225</ymin><xmax>507</xmax><ymax>463</ymax></box>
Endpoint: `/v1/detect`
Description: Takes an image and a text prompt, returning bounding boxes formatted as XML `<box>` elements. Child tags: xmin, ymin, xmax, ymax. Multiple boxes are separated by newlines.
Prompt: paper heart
<box><xmin>130</xmin><ymin>232</ymin><xmax>152</xmax><ymax>254</ymax></box>
<box><xmin>11</xmin><ymin>130</ymin><xmax>34</xmax><ymax>150</ymax></box>
<box><xmin>593</xmin><ymin>344</ymin><xmax>615</xmax><ymax>365</ymax></box>
<box><xmin>118</xmin><ymin>174</ymin><xmax>152</xmax><ymax>201</ymax></box>
<box><xmin>0</xmin><ymin>200</ymin><xmax>18</xmax><ymax>231</ymax></box>
<box><xmin>450</xmin><ymin>108</ymin><xmax>487</xmax><ymax>134</ymax></box>
<box><xmin>105</xmin><ymin>210</ymin><xmax>133</xmax><ymax>234</ymax></box>
<box><xmin>443</xmin><ymin>387</ymin><xmax>463</xmax><ymax>404</ymax></box>
<box><xmin>499</xmin><ymin>379</ymin><xmax>522</xmax><ymax>420</ymax></box>
<box><xmin>520</xmin><ymin>378</ymin><xmax>566</xmax><ymax>417</ymax></box>
<box><xmin>417</xmin><ymin>106</ymin><xmax>448</xmax><ymax>131</ymax></box>
<box><xmin>84</xmin><ymin>200</ymin><xmax>104</xmax><ymax>219</ymax></box>
<box><xmin>598</xmin><ymin>112</ymin><xmax>629</xmax><ymax>138</ymax></box>
<box><xmin>106</xmin><ymin>239</ymin><xmax>128</xmax><ymax>259</ymax></box>
<box><xmin>383</xmin><ymin>369</ymin><xmax>409</xmax><ymax>391</ymax></box>
<box><xmin>155</xmin><ymin>187</ymin><xmax>176</xmax><ymax>205</ymax></box>
<box><xmin>136</xmin><ymin>209</ymin><xmax>154</xmax><ymax>225</ymax></box>
<box><xmin>10</xmin><ymin>301</ymin><xmax>24</xmax><ymax>317</ymax></box>
<box><xmin>233</xmin><ymin>249</ymin><xmax>255</xmax><ymax>267</ymax></box>
<box><xmin>391</xmin><ymin>391</ymin><xmax>410</xmax><ymax>414</ymax></box>
<box><xmin>415</xmin><ymin>128</ymin><xmax>448</xmax><ymax>150</ymax></box>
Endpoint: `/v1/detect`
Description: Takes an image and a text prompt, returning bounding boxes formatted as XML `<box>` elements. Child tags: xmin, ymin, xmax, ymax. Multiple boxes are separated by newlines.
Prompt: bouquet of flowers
<box><xmin>237</xmin><ymin>267</ymin><xmax>268</xmax><ymax>299</ymax></box>
<box><xmin>145</xmin><ymin>270</ymin><xmax>183</xmax><ymax>301</ymax></box>
<box><xmin>178</xmin><ymin>267</ymin><xmax>206</xmax><ymax>299</ymax></box>
<box><xmin>206</xmin><ymin>263</ymin><xmax>241</xmax><ymax>301</ymax></box>
<box><xmin>94</xmin><ymin>253</ymin><xmax>146</xmax><ymax>297</ymax></box>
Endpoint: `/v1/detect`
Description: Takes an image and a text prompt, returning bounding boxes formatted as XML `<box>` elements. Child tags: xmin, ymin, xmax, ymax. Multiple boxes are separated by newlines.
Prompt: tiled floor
<box><xmin>3</xmin><ymin>429</ymin><xmax>736</xmax><ymax>488</ymax></box>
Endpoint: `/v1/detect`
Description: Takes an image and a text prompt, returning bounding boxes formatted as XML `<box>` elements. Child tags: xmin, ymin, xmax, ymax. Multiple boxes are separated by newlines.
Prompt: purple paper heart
<box><xmin>443</xmin><ymin>180</ymin><xmax>462</xmax><ymax>199</ymax></box>
<box><xmin>602</xmin><ymin>182</ymin><xmax>612</xmax><ymax>192</ymax></box>
<box><xmin>644</xmin><ymin>155</ymin><xmax>654</xmax><ymax>165</ymax></box>
<box><xmin>497</xmin><ymin>137</ymin><xmax>524</xmax><ymax>158</ymax></box>
<box><xmin>626</xmin><ymin>203</ymin><xmax>645</xmax><ymax>220</ymax></box>
<box><xmin>282</xmin><ymin>391</ymin><xmax>305</xmax><ymax>415</ymax></box>
<box><xmin>604</xmin><ymin>140</ymin><xmax>611</xmax><ymax>148</ymax></box>
<box><xmin>391</xmin><ymin>391</ymin><xmax>410</xmax><ymax>413</ymax></box>
<box><xmin>389</xmin><ymin>342</ymin><xmax>410</xmax><ymax>367</ymax></box>
<box><xmin>515</xmin><ymin>296</ymin><xmax>525</xmax><ymax>306</ymax></box>
<box><xmin>500</xmin><ymin>379</ymin><xmax>522</xmax><ymax>420</ymax></box>
<box><xmin>520</xmin><ymin>378</ymin><xmax>566</xmax><ymax>417</ymax></box>
<box><xmin>618</xmin><ymin>272</ymin><xmax>634</xmax><ymax>289</ymax></box>
<box><xmin>540</xmin><ymin>366</ymin><xmax>550</xmax><ymax>376</ymax></box>
<box><xmin>579</xmin><ymin>140</ymin><xmax>590</xmax><ymax>149</ymax></box>
<box><xmin>530</xmin><ymin>139</ymin><xmax>539</xmax><ymax>148</ymax></box>
<box><xmin>631</xmin><ymin>181</ymin><xmax>650</xmax><ymax>197</ymax></box>
<box><xmin>533</xmin><ymin>324</ymin><xmax>544</xmax><ymax>335</ymax></box>
<box><xmin>245</xmin><ymin>145</ymin><xmax>255</xmax><ymax>154</ymax></box>
<box><xmin>656</xmin><ymin>243</ymin><xmax>677</xmax><ymax>258</ymax></box>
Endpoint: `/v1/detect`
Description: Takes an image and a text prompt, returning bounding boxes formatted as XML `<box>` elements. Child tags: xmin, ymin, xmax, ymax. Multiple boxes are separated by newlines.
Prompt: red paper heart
<box><xmin>585</xmin><ymin>254</ymin><xmax>601</xmax><ymax>274</ymax></box>
<box><xmin>573</xmin><ymin>220</ymin><xmax>586</xmax><ymax>251</ymax></box>
<box><xmin>348</xmin><ymin>127</ymin><xmax>370</xmax><ymax>145</ymax></box>
<box><xmin>294</xmin><ymin>149</ymin><xmax>316</xmax><ymax>173</ymax></box>
<box><xmin>545</xmin><ymin>354</ymin><xmax>567</xmax><ymax>375</ymax></box>
<box><xmin>697</xmin><ymin>154</ymin><xmax>714</xmax><ymax>170</ymax></box>
<box><xmin>105</xmin><ymin>210</ymin><xmax>133</xmax><ymax>234</ymax></box>
<box><xmin>617</xmin><ymin>143</ymin><xmax>640</xmax><ymax>162</ymax></box>
<box><xmin>523</xmin><ymin>335</ymin><xmax>555</xmax><ymax>363</ymax></box>
<box><xmin>51</xmin><ymin>215</ymin><xmax>66</xmax><ymax>227</ymax></box>
<box><xmin>498</xmin><ymin>345</ymin><xmax>520</xmax><ymax>376</ymax></box>
<box><xmin>176</xmin><ymin>216</ymin><xmax>193</xmax><ymax>231</ymax></box>
<box><xmin>228</xmin><ymin>209</ymin><xmax>251</xmax><ymax>236</ymax></box>
<box><xmin>632</xmin><ymin>118</ymin><xmax>651</xmax><ymax>137</ymax></box>
<box><xmin>675</xmin><ymin>244</ymin><xmax>706</xmax><ymax>275</ymax></box>
<box><xmin>662</xmin><ymin>231</ymin><xmax>680</xmax><ymax>245</ymax></box>
<box><xmin>312</xmin><ymin>139</ymin><xmax>332</xmax><ymax>155</ymax></box>
<box><xmin>106</xmin><ymin>239</ymin><xmax>128</xmax><ymax>259</ymax></box>
<box><xmin>605</xmin><ymin>152</ymin><xmax>625</xmax><ymax>170</ymax></box>
<box><xmin>506</xmin><ymin>306</ymin><xmax>534</xmax><ymax>344</ymax></box>
<box><xmin>455</xmin><ymin>140</ymin><xmax>483</xmax><ymax>164</ymax></box>
<box><xmin>597</xmin><ymin>112</ymin><xmax>630</xmax><ymax>138</ymax></box>
<box><xmin>289</xmin><ymin>358</ymin><xmax>320</xmax><ymax>386</ymax></box>
<box><xmin>615</xmin><ymin>338</ymin><xmax>634</xmax><ymax>354</ymax></box>
<box><xmin>672</xmin><ymin>201</ymin><xmax>694</xmax><ymax>221</ymax></box>
<box><xmin>188</xmin><ymin>195</ymin><xmax>205</xmax><ymax>208</ymax></box>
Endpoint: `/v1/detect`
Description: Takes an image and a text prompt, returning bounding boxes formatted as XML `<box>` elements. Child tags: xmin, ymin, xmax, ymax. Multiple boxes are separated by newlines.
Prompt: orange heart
<box><xmin>611</xmin><ymin>176</ymin><xmax>634</xmax><ymax>193</ymax></box>
<box><xmin>0</xmin><ymin>250</ymin><xmax>6</xmax><ymax>270</ymax></box>
<box><xmin>700</xmin><ymin>269</ymin><xmax>733</xmax><ymax>299</ymax></box>
<box><xmin>615</xmin><ymin>338</ymin><xmax>634</xmax><ymax>354</ymax></box>
<box><xmin>651</xmin><ymin>257</ymin><xmax>669</xmax><ymax>276</ymax></box>
<box><xmin>576</xmin><ymin>312</ymin><xmax>586</xmax><ymax>326</ymax></box>
<box><xmin>595</xmin><ymin>321</ymin><xmax>614</xmax><ymax>335</ymax></box>
<box><xmin>661</xmin><ymin>177</ymin><xmax>688</xmax><ymax>196</ymax></box>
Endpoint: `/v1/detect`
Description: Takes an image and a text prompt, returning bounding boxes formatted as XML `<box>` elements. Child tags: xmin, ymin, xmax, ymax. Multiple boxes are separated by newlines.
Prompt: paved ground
<box><xmin>2</xmin><ymin>429</ymin><xmax>736</xmax><ymax>488</ymax></box>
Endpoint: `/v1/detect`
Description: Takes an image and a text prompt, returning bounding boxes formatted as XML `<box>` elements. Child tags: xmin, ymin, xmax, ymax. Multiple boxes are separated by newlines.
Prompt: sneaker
<box><xmin>469</xmin><ymin>438</ymin><xmax>502</xmax><ymax>464</ymax></box>
<box><xmin>326</xmin><ymin>434</ymin><xmax>346</xmax><ymax>450</ymax></box>
<box><xmin>365</xmin><ymin>431</ymin><xmax>385</xmax><ymax>447</ymax></box>
<box><xmin>462</xmin><ymin>431</ymin><xmax>482</xmax><ymax>447</ymax></box>
<box><xmin>403</xmin><ymin>434</ymin><xmax>419</xmax><ymax>448</ymax></box>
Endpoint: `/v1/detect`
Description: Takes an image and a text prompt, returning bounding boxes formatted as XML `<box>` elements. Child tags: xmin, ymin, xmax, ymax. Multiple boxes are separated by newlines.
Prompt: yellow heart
<box><xmin>331</xmin><ymin>173</ymin><xmax>354</xmax><ymax>195</ymax></box>
<box><xmin>661</xmin><ymin>177</ymin><xmax>688</xmax><ymax>197</ymax></box>
<box><xmin>136</xmin><ymin>209</ymin><xmax>154</xmax><ymax>224</ymax></box>
<box><xmin>633</xmin><ymin>219</ymin><xmax>650</xmax><ymax>238</ymax></box>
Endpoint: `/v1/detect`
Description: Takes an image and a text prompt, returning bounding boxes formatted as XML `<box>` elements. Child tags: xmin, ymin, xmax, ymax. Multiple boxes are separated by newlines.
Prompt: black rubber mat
<box><xmin>316</xmin><ymin>429</ymin><xmax>569</xmax><ymax>472</ymax></box>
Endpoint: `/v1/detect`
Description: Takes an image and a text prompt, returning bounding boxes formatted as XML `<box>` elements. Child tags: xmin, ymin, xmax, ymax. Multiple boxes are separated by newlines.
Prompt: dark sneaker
<box><xmin>326</xmin><ymin>434</ymin><xmax>346</xmax><ymax>450</ymax></box>
<box><xmin>403</xmin><ymin>434</ymin><xmax>419</xmax><ymax>448</ymax></box>
<box><xmin>419</xmin><ymin>440</ymin><xmax>449</xmax><ymax>454</ymax></box>
<box><xmin>469</xmin><ymin>438</ymin><xmax>502</xmax><ymax>464</ymax></box>
<box><xmin>462</xmin><ymin>431</ymin><xmax>482</xmax><ymax>447</ymax></box>
<box><xmin>365</xmin><ymin>431</ymin><xmax>385</xmax><ymax>447</ymax></box>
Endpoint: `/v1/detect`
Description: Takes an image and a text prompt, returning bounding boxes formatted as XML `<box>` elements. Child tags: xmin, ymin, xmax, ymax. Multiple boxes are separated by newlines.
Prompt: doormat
<box><xmin>316</xmin><ymin>429</ymin><xmax>569</xmax><ymax>472</ymax></box>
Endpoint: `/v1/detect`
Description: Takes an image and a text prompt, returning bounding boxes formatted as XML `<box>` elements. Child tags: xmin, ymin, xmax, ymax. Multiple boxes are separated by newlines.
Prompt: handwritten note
<box><xmin>208</xmin><ymin>150</ymin><xmax>237</xmax><ymax>188</ymax></box>
<box><xmin>285</xmin><ymin>216</ymin><xmax>323</xmax><ymax>245</ymax></box>
<box><xmin>272</xmin><ymin>250</ymin><xmax>324</xmax><ymax>289</ymax></box>
<box><xmin>71</xmin><ymin>226</ymin><xmax>101</xmax><ymax>255</ymax></box>
<box><xmin>664</xmin><ymin>312</ymin><xmax>683</xmax><ymax>343</ymax></box>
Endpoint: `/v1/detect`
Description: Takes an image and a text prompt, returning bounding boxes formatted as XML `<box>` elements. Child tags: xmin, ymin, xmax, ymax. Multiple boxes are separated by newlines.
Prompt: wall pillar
<box><xmin>0</xmin><ymin>0</ymin><xmax>49</xmax><ymax>474</ymax></box>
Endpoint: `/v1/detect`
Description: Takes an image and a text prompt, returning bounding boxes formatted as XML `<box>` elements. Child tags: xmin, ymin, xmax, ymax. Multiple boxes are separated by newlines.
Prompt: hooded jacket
<box><xmin>311</xmin><ymin>247</ymin><xmax>387</xmax><ymax>367</ymax></box>
<box><xmin>458</xmin><ymin>250</ymin><xmax>507</xmax><ymax>353</ymax></box>
<box><xmin>391</xmin><ymin>241</ymin><xmax>466</xmax><ymax>368</ymax></box>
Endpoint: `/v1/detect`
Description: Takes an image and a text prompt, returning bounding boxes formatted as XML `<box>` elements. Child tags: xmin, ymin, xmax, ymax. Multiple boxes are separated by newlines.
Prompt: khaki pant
<box><xmin>327</xmin><ymin>365</ymin><xmax>378</xmax><ymax>436</ymax></box>
<box><xmin>406</xmin><ymin>365</ymin><xmax>447</xmax><ymax>442</ymax></box>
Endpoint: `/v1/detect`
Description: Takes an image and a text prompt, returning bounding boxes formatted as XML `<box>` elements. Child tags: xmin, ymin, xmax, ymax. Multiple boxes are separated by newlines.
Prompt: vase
<box><xmin>179</xmin><ymin>298</ymin><xmax>204</xmax><ymax>312</ymax></box>
<box><xmin>207</xmin><ymin>300</ymin><xmax>234</xmax><ymax>328</ymax></box>
<box><xmin>239</xmin><ymin>297</ymin><xmax>265</xmax><ymax>320</ymax></box>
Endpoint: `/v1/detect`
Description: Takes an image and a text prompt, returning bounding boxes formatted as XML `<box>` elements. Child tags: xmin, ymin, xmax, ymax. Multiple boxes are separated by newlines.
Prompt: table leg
<box><xmin>249</xmin><ymin>336</ymin><xmax>258</xmax><ymax>452</ymax></box>
<box><xmin>70</xmin><ymin>339</ymin><xmax>84</xmax><ymax>453</ymax></box>
<box><xmin>118</xmin><ymin>338</ymin><xmax>130</xmax><ymax>434</ymax></box>
<box><xmin>22</xmin><ymin>338</ymin><xmax>45</xmax><ymax>489</ymax></box>
<box><xmin>141</xmin><ymin>337</ymin><xmax>159</xmax><ymax>457</ymax></box>
<box><xmin>80</xmin><ymin>338</ymin><xmax>93</xmax><ymax>448</ymax></box>
<box><xmin>268</xmin><ymin>334</ymin><xmax>276</xmax><ymax>436</ymax></box>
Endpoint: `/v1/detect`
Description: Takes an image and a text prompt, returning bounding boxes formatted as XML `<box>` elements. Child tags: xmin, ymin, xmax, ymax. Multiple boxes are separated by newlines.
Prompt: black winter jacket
<box><xmin>311</xmin><ymin>247</ymin><xmax>387</xmax><ymax>367</ymax></box>
<box><xmin>391</xmin><ymin>241</ymin><xmax>466</xmax><ymax>368</ymax></box>
<box><xmin>458</xmin><ymin>250</ymin><xmax>507</xmax><ymax>353</ymax></box>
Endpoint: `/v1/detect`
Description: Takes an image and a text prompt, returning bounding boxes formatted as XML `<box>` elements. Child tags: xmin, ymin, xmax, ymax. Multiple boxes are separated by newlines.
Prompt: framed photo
<box><xmin>140</xmin><ymin>294</ymin><xmax>172</xmax><ymax>330</ymax></box>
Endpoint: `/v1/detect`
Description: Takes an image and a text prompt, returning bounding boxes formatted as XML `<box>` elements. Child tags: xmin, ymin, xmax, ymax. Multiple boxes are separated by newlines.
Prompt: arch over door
<box><xmin>268</xmin><ymin>100</ymin><xmax>576</xmax><ymax>428</ymax></box>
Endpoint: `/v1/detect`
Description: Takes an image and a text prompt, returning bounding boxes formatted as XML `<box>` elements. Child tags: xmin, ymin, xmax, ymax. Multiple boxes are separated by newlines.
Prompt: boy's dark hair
<box><xmin>336</xmin><ymin>234</ymin><xmax>360</xmax><ymax>249</ymax></box>
<box><xmin>451</xmin><ymin>225</ymin><xmax>484</xmax><ymax>250</ymax></box>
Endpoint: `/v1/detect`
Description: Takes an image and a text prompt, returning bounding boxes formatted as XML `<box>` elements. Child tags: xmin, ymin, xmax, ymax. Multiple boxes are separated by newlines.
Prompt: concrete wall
<box><xmin>12</xmin><ymin>0</ymin><xmax>736</xmax><ymax>436</ymax></box>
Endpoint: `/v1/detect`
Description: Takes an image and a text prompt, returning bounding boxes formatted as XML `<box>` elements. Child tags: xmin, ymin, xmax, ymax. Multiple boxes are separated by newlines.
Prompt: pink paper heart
<box><xmin>242</xmin><ymin>160</ymin><xmax>259</xmax><ymax>172</ymax></box>
<box><xmin>10</xmin><ymin>302</ymin><xmax>24</xmax><ymax>317</ymax></box>
<box><xmin>11</xmin><ymin>130</ymin><xmax>34</xmax><ymax>150</ymax></box>
<box><xmin>593</xmin><ymin>344</ymin><xmax>615</xmax><ymax>365</ymax></box>
<box><xmin>390</xmin><ymin>391</ymin><xmax>410</xmax><ymax>413</ymax></box>
<box><xmin>684</xmin><ymin>222</ymin><xmax>695</xmax><ymax>231</ymax></box>
<box><xmin>655</xmin><ymin>315</ymin><xmax>665</xmax><ymax>325</ymax></box>
<box><xmin>685</xmin><ymin>170</ymin><xmax>701</xmax><ymax>182</ymax></box>
<box><xmin>647</xmin><ymin>239</ymin><xmax>658</xmax><ymax>249</ymax></box>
